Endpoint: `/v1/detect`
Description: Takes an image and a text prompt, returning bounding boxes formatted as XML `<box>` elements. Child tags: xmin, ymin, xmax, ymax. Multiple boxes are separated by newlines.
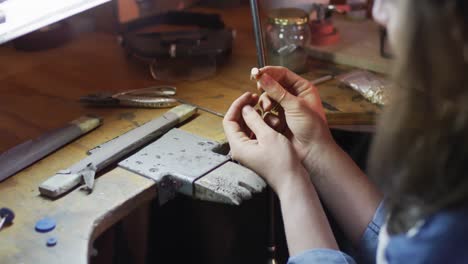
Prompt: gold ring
<box><xmin>277</xmin><ymin>91</ymin><xmax>287</xmax><ymax>104</ymax></box>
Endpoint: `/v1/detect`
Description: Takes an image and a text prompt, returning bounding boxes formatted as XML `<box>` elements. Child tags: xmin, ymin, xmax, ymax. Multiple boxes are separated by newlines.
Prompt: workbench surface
<box><xmin>0</xmin><ymin>4</ymin><xmax>381</xmax><ymax>263</ymax></box>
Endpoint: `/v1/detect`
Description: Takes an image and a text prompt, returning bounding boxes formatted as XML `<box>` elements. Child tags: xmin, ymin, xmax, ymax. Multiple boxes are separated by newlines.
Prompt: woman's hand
<box><xmin>256</xmin><ymin>66</ymin><xmax>336</xmax><ymax>163</ymax></box>
<box><xmin>255</xmin><ymin>68</ymin><xmax>382</xmax><ymax>245</ymax></box>
<box><xmin>223</xmin><ymin>92</ymin><xmax>307</xmax><ymax>194</ymax></box>
<box><xmin>224</xmin><ymin>92</ymin><xmax>341</xmax><ymax>255</ymax></box>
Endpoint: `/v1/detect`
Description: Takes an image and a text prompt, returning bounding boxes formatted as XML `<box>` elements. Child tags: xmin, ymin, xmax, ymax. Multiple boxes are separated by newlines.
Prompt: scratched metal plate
<box><xmin>118</xmin><ymin>128</ymin><xmax>229</xmax><ymax>196</ymax></box>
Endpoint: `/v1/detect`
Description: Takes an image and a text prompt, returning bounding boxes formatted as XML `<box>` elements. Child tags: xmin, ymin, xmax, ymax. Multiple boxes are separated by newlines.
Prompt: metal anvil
<box><xmin>119</xmin><ymin>129</ymin><xmax>266</xmax><ymax>205</ymax></box>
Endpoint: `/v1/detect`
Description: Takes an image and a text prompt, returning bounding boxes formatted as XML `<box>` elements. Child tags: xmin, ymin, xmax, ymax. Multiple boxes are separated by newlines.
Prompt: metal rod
<box><xmin>175</xmin><ymin>98</ymin><xmax>225</xmax><ymax>118</ymax></box>
<box><xmin>311</xmin><ymin>74</ymin><xmax>333</xmax><ymax>85</ymax></box>
<box><xmin>267</xmin><ymin>188</ymin><xmax>277</xmax><ymax>262</ymax></box>
<box><xmin>249</xmin><ymin>0</ymin><xmax>277</xmax><ymax>262</ymax></box>
<box><xmin>249</xmin><ymin>0</ymin><xmax>267</xmax><ymax>67</ymax></box>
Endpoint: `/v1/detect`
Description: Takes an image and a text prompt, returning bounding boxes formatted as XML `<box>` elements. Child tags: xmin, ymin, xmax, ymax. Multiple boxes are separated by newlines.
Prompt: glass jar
<box><xmin>346</xmin><ymin>0</ymin><xmax>368</xmax><ymax>20</ymax></box>
<box><xmin>265</xmin><ymin>8</ymin><xmax>310</xmax><ymax>73</ymax></box>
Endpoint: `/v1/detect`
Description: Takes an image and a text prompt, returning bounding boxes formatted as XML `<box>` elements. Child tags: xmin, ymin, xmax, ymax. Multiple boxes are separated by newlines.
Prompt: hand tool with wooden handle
<box><xmin>39</xmin><ymin>104</ymin><xmax>197</xmax><ymax>198</ymax></box>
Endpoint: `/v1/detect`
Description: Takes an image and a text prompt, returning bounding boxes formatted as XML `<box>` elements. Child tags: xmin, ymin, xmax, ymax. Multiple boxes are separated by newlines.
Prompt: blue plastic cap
<box><xmin>46</xmin><ymin>237</ymin><xmax>58</xmax><ymax>247</ymax></box>
<box><xmin>35</xmin><ymin>217</ymin><xmax>56</xmax><ymax>233</ymax></box>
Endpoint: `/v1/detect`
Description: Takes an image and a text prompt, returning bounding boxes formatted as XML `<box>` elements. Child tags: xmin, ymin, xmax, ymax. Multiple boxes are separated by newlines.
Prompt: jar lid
<box><xmin>268</xmin><ymin>8</ymin><xmax>309</xmax><ymax>26</ymax></box>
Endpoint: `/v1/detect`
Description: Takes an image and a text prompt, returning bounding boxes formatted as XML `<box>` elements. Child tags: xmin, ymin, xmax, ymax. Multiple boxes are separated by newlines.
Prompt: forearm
<box><xmin>304</xmin><ymin>141</ymin><xmax>382</xmax><ymax>245</ymax></box>
<box><xmin>278</xmin><ymin>167</ymin><xmax>339</xmax><ymax>256</ymax></box>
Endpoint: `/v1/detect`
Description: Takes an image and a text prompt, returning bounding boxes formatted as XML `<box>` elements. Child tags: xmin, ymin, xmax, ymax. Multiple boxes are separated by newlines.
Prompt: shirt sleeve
<box><xmin>356</xmin><ymin>200</ymin><xmax>387</xmax><ymax>264</ymax></box>
<box><xmin>288</xmin><ymin>249</ymin><xmax>356</xmax><ymax>264</ymax></box>
<box><xmin>384</xmin><ymin>206</ymin><xmax>468</xmax><ymax>264</ymax></box>
<box><xmin>286</xmin><ymin>201</ymin><xmax>386</xmax><ymax>264</ymax></box>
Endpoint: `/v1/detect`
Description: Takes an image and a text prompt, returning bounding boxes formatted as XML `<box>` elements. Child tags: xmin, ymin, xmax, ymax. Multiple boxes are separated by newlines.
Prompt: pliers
<box><xmin>80</xmin><ymin>86</ymin><xmax>179</xmax><ymax>108</ymax></box>
<box><xmin>80</xmin><ymin>85</ymin><xmax>225</xmax><ymax>117</ymax></box>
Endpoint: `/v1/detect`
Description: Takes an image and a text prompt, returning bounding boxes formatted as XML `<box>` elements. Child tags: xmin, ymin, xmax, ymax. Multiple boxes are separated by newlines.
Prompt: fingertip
<box><xmin>250</xmin><ymin>93</ymin><xmax>259</xmax><ymax>104</ymax></box>
<box><xmin>242</xmin><ymin>104</ymin><xmax>254</xmax><ymax>116</ymax></box>
<box><xmin>257</xmin><ymin>93</ymin><xmax>271</xmax><ymax>112</ymax></box>
<box><xmin>260</xmin><ymin>100</ymin><xmax>269</xmax><ymax>112</ymax></box>
<box><xmin>251</xmin><ymin>93</ymin><xmax>259</xmax><ymax>99</ymax></box>
<box><xmin>263</xmin><ymin>112</ymin><xmax>286</xmax><ymax>133</ymax></box>
<box><xmin>225</xmin><ymin>92</ymin><xmax>255</xmax><ymax>121</ymax></box>
<box><xmin>241</xmin><ymin>104</ymin><xmax>270</xmax><ymax>139</ymax></box>
<box><xmin>238</xmin><ymin>92</ymin><xmax>252</xmax><ymax>102</ymax></box>
<box><xmin>236</xmin><ymin>92</ymin><xmax>253</xmax><ymax>105</ymax></box>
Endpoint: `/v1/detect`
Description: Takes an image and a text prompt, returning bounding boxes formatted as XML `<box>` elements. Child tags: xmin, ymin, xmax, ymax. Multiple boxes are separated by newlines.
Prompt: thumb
<box><xmin>241</xmin><ymin>105</ymin><xmax>272</xmax><ymax>140</ymax></box>
<box><xmin>258</xmin><ymin>73</ymin><xmax>296</xmax><ymax>110</ymax></box>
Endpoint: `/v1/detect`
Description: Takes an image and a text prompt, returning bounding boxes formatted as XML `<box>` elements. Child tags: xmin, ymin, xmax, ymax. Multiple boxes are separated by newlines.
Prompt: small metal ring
<box><xmin>277</xmin><ymin>91</ymin><xmax>287</xmax><ymax>104</ymax></box>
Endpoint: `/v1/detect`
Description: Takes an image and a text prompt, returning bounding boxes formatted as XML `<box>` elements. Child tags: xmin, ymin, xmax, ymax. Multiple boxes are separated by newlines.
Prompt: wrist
<box><xmin>302</xmin><ymin>139</ymin><xmax>340</xmax><ymax>180</ymax></box>
<box><xmin>276</xmin><ymin>165</ymin><xmax>312</xmax><ymax>200</ymax></box>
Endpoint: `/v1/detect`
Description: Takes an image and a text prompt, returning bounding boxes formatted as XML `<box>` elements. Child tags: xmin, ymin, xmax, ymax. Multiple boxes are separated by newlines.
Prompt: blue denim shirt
<box><xmin>288</xmin><ymin>202</ymin><xmax>468</xmax><ymax>264</ymax></box>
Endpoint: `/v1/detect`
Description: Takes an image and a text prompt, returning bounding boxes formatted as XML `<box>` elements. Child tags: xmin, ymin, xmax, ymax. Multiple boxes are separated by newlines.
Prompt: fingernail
<box><xmin>242</xmin><ymin>105</ymin><xmax>253</xmax><ymax>115</ymax></box>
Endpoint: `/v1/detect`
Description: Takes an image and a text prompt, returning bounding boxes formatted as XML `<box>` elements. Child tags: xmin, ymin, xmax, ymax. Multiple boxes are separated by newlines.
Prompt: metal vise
<box><xmin>119</xmin><ymin>128</ymin><xmax>266</xmax><ymax>205</ymax></box>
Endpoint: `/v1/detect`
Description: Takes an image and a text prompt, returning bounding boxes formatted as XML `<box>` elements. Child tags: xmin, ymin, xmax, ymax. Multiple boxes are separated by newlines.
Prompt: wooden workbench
<box><xmin>0</xmin><ymin>4</ymin><xmax>381</xmax><ymax>264</ymax></box>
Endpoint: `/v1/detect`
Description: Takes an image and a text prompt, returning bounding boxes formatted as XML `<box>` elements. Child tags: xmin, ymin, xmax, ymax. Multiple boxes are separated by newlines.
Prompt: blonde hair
<box><xmin>369</xmin><ymin>0</ymin><xmax>468</xmax><ymax>234</ymax></box>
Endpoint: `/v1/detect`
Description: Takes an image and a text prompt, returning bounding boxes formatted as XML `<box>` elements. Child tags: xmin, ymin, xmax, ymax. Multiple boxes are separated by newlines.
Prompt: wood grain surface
<box><xmin>0</xmin><ymin>4</ymin><xmax>381</xmax><ymax>263</ymax></box>
<box><xmin>305</xmin><ymin>14</ymin><xmax>393</xmax><ymax>74</ymax></box>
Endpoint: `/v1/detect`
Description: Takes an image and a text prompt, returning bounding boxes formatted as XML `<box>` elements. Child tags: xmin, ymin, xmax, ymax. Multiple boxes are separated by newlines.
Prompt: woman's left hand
<box><xmin>223</xmin><ymin>92</ymin><xmax>305</xmax><ymax>194</ymax></box>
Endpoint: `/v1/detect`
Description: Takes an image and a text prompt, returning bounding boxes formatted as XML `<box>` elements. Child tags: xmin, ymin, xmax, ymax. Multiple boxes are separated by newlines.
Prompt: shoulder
<box><xmin>384</xmin><ymin>205</ymin><xmax>468</xmax><ymax>264</ymax></box>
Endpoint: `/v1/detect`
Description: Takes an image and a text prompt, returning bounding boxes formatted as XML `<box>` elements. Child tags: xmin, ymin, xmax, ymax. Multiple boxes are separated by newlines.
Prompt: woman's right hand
<box><xmin>256</xmin><ymin>67</ymin><xmax>383</xmax><ymax>245</ymax></box>
<box><xmin>255</xmin><ymin>66</ymin><xmax>337</xmax><ymax>166</ymax></box>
